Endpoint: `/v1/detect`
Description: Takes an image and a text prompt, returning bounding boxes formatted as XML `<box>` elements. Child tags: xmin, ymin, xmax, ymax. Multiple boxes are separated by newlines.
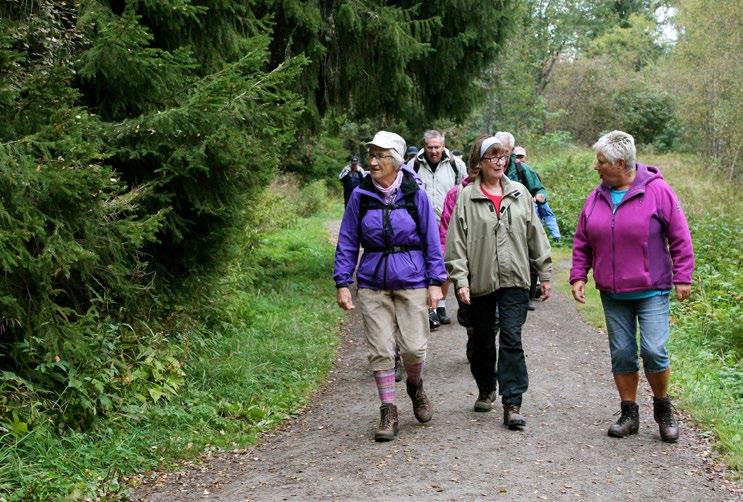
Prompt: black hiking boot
<box><xmin>406</xmin><ymin>380</ymin><xmax>433</xmax><ymax>423</ymax></box>
<box><xmin>653</xmin><ymin>396</ymin><xmax>679</xmax><ymax>443</ymax></box>
<box><xmin>429</xmin><ymin>309</ymin><xmax>440</xmax><ymax>330</ymax></box>
<box><xmin>374</xmin><ymin>403</ymin><xmax>399</xmax><ymax>442</ymax></box>
<box><xmin>503</xmin><ymin>404</ymin><xmax>526</xmax><ymax>429</ymax></box>
<box><xmin>608</xmin><ymin>400</ymin><xmax>640</xmax><ymax>438</ymax></box>
<box><xmin>436</xmin><ymin>306</ymin><xmax>451</xmax><ymax>325</ymax></box>
<box><xmin>474</xmin><ymin>390</ymin><xmax>496</xmax><ymax>412</ymax></box>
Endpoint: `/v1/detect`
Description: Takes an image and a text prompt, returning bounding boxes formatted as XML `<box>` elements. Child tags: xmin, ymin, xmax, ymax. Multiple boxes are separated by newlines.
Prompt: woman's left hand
<box><xmin>427</xmin><ymin>285</ymin><xmax>443</xmax><ymax>309</ymax></box>
<box><xmin>539</xmin><ymin>281</ymin><xmax>552</xmax><ymax>301</ymax></box>
<box><xmin>675</xmin><ymin>283</ymin><xmax>691</xmax><ymax>300</ymax></box>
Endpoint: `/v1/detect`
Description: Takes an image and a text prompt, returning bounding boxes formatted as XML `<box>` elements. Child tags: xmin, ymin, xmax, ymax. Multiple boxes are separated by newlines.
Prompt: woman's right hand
<box><xmin>571</xmin><ymin>280</ymin><xmax>586</xmax><ymax>304</ymax></box>
<box><xmin>457</xmin><ymin>287</ymin><xmax>471</xmax><ymax>305</ymax></box>
<box><xmin>336</xmin><ymin>287</ymin><xmax>355</xmax><ymax>310</ymax></box>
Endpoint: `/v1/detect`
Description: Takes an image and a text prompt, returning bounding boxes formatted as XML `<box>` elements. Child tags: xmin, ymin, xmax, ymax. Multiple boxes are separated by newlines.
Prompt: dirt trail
<box><xmin>134</xmin><ymin>222</ymin><xmax>739</xmax><ymax>501</ymax></box>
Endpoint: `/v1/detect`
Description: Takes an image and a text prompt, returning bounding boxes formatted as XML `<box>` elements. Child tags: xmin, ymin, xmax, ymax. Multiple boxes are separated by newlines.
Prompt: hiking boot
<box><xmin>527</xmin><ymin>299</ymin><xmax>536</xmax><ymax>311</ymax></box>
<box><xmin>428</xmin><ymin>309</ymin><xmax>440</xmax><ymax>330</ymax></box>
<box><xmin>474</xmin><ymin>390</ymin><xmax>496</xmax><ymax>412</ymax></box>
<box><xmin>394</xmin><ymin>353</ymin><xmax>404</xmax><ymax>382</ymax></box>
<box><xmin>436</xmin><ymin>306</ymin><xmax>451</xmax><ymax>325</ymax></box>
<box><xmin>503</xmin><ymin>404</ymin><xmax>526</xmax><ymax>429</ymax></box>
<box><xmin>406</xmin><ymin>380</ymin><xmax>433</xmax><ymax>423</ymax></box>
<box><xmin>608</xmin><ymin>400</ymin><xmax>640</xmax><ymax>438</ymax></box>
<box><xmin>374</xmin><ymin>403</ymin><xmax>399</xmax><ymax>442</ymax></box>
<box><xmin>653</xmin><ymin>396</ymin><xmax>679</xmax><ymax>443</ymax></box>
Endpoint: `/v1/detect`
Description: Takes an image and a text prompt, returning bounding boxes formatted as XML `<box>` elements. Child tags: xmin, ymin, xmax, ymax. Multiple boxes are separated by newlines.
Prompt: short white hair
<box><xmin>423</xmin><ymin>129</ymin><xmax>445</xmax><ymax>145</ymax></box>
<box><xmin>593</xmin><ymin>130</ymin><xmax>636</xmax><ymax>172</ymax></box>
<box><xmin>494</xmin><ymin>131</ymin><xmax>515</xmax><ymax>149</ymax></box>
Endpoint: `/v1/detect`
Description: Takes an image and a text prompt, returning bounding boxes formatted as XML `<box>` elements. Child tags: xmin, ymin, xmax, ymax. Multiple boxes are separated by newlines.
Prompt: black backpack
<box><xmin>357</xmin><ymin>171</ymin><xmax>423</xmax><ymax>255</ymax></box>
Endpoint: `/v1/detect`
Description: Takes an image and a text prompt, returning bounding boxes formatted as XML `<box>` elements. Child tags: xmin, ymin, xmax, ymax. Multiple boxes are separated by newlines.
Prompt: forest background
<box><xmin>0</xmin><ymin>0</ymin><xmax>740</xmax><ymax>499</ymax></box>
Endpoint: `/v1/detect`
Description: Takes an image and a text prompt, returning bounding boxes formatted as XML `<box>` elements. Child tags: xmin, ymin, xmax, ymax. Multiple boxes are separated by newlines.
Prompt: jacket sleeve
<box><xmin>338</xmin><ymin>166</ymin><xmax>349</xmax><ymax>180</ymax></box>
<box><xmin>658</xmin><ymin>183</ymin><xmax>695</xmax><ymax>284</ymax></box>
<box><xmin>454</xmin><ymin>157</ymin><xmax>467</xmax><ymax>184</ymax></box>
<box><xmin>417</xmin><ymin>190</ymin><xmax>447</xmax><ymax>286</ymax></box>
<box><xmin>569</xmin><ymin>193</ymin><xmax>595</xmax><ymax>284</ymax></box>
<box><xmin>439</xmin><ymin>186</ymin><xmax>459</xmax><ymax>251</ymax></box>
<box><xmin>526</xmin><ymin>200</ymin><xmax>552</xmax><ymax>282</ymax></box>
<box><xmin>444</xmin><ymin>194</ymin><xmax>469</xmax><ymax>290</ymax></box>
<box><xmin>521</xmin><ymin>162</ymin><xmax>547</xmax><ymax>199</ymax></box>
<box><xmin>333</xmin><ymin>192</ymin><xmax>361</xmax><ymax>287</ymax></box>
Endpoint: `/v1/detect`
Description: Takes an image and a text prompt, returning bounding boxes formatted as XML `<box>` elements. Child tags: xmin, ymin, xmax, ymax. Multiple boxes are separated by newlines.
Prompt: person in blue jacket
<box><xmin>334</xmin><ymin>131</ymin><xmax>446</xmax><ymax>442</ymax></box>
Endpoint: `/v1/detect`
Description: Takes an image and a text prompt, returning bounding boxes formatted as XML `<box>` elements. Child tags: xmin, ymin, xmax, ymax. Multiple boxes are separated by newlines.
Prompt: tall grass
<box><xmin>0</xmin><ymin>186</ymin><xmax>343</xmax><ymax>500</ymax></box>
<box><xmin>535</xmin><ymin>147</ymin><xmax>742</xmax><ymax>475</ymax></box>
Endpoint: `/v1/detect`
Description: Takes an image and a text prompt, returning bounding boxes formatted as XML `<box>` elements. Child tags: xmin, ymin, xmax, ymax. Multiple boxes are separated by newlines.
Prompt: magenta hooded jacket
<box><xmin>570</xmin><ymin>164</ymin><xmax>694</xmax><ymax>293</ymax></box>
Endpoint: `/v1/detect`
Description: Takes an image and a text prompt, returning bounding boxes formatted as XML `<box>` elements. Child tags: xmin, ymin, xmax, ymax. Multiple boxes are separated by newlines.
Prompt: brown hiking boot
<box><xmin>608</xmin><ymin>400</ymin><xmax>640</xmax><ymax>438</ymax></box>
<box><xmin>503</xmin><ymin>404</ymin><xmax>526</xmax><ymax>429</ymax></box>
<box><xmin>474</xmin><ymin>390</ymin><xmax>496</xmax><ymax>412</ymax></box>
<box><xmin>653</xmin><ymin>396</ymin><xmax>679</xmax><ymax>443</ymax></box>
<box><xmin>374</xmin><ymin>403</ymin><xmax>399</xmax><ymax>442</ymax></box>
<box><xmin>406</xmin><ymin>380</ymin><xmax>433</xmax><ymax>423</ymax></box>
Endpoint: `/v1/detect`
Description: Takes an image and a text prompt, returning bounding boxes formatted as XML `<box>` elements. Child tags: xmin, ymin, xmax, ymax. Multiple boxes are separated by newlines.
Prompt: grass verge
<box><xmin>0</xmin><ymin>207</ymin><xmax>344</xmax><ymax>500</ymax></box>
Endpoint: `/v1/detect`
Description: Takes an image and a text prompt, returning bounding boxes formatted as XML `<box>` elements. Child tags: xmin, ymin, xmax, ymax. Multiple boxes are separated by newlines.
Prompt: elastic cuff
<box><xmin>336</xmin><ymin>283</ymin><xmax>352</xmax><ymax>289</ymax></box>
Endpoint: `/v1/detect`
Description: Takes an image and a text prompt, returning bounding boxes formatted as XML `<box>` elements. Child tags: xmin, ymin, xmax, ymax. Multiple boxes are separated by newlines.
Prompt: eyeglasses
<box><xmin>515</xmin><ymin>155</ymin><xmax>525</xmax><ymax>159</ymax></box>
<box><xmin>481</xmin><ymin>154</ymin><xmax>510</xmax><ymax>165</ymax></box>
<box><xmin>368</xmin><ymin>154</ymin><xmax>395</xmax><ymax>161</ymax></box>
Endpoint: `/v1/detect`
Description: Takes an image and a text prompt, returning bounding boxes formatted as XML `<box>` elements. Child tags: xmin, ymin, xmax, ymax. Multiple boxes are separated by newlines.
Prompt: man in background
<box><xmin>338</xmin><ymin>155</ymin><xmax>366</xmax><ymax>207</ymax></box>
<box><xmin>411</xmin><ymin>130</ymin><xmax>466</xmax><ymax>328</ymax></box>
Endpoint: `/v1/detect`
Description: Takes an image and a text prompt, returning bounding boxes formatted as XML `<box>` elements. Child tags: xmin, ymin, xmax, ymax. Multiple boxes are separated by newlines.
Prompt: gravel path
<box><xmin>133</xmin><ymin>222</ymin><xmax>739</xmax><ymax>501</ymax></box>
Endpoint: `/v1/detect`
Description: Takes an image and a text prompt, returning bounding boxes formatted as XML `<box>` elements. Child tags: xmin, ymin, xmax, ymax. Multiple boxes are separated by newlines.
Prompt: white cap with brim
<box><xmin>367</xmin><ymin>131</ymin><xmax>406</xmax><ymax>164</ymax></box>
<box><xmin>513</xmin><ymin>146</ymin><xmax>526</xmax><ymax>156</ymax></box>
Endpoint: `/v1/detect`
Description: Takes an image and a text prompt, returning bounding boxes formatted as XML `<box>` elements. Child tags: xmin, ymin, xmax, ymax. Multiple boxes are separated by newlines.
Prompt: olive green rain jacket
<box><xmin>444</xmin><ymin>175</ymin><xmax>552</xmax><ymax>297</ymax></box>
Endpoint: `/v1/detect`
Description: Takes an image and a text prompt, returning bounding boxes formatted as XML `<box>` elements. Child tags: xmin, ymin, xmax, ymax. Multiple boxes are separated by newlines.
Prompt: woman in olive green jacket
<box><xmin>444</xmin><ymin>135</ymin><xmax>552</xmax><ymax>429</ymax></box>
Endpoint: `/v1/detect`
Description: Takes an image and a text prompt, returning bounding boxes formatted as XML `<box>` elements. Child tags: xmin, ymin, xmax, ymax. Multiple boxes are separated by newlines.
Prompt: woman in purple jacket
<box><xmin>334</xmin><ymin>131</ymin><xmax>446</xmax><ymax>442</ymax></box>
<box><xmin>570</xmin><ymin>131</ymin><xmax>694</xmax><ymax>443</ymax></box>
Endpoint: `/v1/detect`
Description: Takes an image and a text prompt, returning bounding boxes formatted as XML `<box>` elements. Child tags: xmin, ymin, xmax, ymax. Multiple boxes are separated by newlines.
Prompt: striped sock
<box><xmin>374</xmin><ymin>369</ymin><xmax>396</xmax><ymax>404</ymax></box>
<box><xmin>404</xmin><ymin>360</ymin><xmax>425</xmax><ymax>386</ymax></box>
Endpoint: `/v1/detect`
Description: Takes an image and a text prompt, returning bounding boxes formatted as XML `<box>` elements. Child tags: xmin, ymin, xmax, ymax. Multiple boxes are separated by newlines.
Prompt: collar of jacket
<box><xmin>415</xmin><ymin>148</ymin><xmax>452</xmax><ymax>167</ymax></box>
<box><xmin>356</xmin><ymin>168</ymin><xmax>419</xmax><ymax>203</ymax></box>
<box><xmin>468</xmin><ymin>174</ymin><xmax>523</xmax><ymax>201</ymax></box>
<box><xmin>596</xmin><ymin>163</ymin><xmax>660</xmax><ymax>203</ymax></box>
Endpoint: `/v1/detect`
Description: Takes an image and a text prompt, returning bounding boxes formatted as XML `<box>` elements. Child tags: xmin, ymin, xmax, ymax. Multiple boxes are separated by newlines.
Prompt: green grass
<box><xmin>0</xmin><ymin>207</ymin><xmax>344</xmax><ymax>500</ymax></box>
<box><xmin>538</xmin><ymin>148</ymin><xmax>742</xmax><ymax>477</ymax></box>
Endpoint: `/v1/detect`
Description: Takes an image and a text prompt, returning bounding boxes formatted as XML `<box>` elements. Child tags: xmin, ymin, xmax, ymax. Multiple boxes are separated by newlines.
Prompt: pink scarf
<box><xmin>372</xmin><ymin>170</ymin><xmax>403</xmax><ymax>204</ymax></box>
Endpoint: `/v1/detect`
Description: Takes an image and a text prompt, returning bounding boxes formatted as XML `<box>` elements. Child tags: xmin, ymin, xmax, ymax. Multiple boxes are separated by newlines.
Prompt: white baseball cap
<box><xmin>513</xmin><ymin>146</ymin><xmax>527</xmax><ymax>156</ymax></box>
<box><xmin>367</xmin><ymin>131</ymin><xmax>406</xmax><ymax>162</ymax></box>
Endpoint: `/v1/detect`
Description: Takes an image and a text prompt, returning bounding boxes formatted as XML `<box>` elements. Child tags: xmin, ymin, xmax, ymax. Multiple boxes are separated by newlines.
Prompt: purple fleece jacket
<box><xmin>333</xmin><ymin>167</ymin><xmax>447</xmax><ymax>291</ymax></box>
<box><xmin>570</xmin><ymin>163</ymin><xmax>694</xmax><ymax>293</ymax></box>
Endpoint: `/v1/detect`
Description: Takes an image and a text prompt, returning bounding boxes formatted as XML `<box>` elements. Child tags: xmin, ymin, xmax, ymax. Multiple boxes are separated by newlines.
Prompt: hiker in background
<box><xmin>495</xmin><ymin>131</ymin><xmax>548</xmax><ymax>310</ymax></box>
<box><xmin>404</xmin><ymin>145</ymin><xmax>419</xmax><ymax>166</ymax></box>
<box><xmin>570</xmin><ymin>130</ymin><xmax>694</xmax><ymax>443</ymax></box>
<box><xmin>412</xmin><ymin>130</ymin><xmax>466</xmax><ymax>329</ymax></box>
<box><xmin>513</xmin><ymin>146</ymin><xmax>561</xmax><ymax>243</ymax></box>
<box><xmin>338</xmin><ymin>155</ymin><xmax>366</xmax><ymax>207</ymax></box>
<box><xmin>334</xmin><ymin>131</ymin><xmax>446</xmax><ymax>442</ymax></box>
<box><xmin>445</xmin><ymin>135</ymin><xmax>552</xmax><ymax>430</ymax></box>
<box><xmin>439</xmin><ymin>138</ymin><xmax>485</xmax><ymax>363</ymax></box>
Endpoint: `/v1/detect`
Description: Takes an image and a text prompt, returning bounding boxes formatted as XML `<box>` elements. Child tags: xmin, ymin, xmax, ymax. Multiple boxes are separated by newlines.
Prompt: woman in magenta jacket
<box><xmin>570</xmin><ymin>130</ymin><xmax>694</xmax><ymax>443</ymax></box>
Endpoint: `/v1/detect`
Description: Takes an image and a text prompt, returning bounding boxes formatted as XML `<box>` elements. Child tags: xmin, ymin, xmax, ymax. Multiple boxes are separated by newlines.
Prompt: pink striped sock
<box><xmin>404</xmin><ymin>360</ymin><xmax>425</xmax><ymax>386</ymax></box>
<box><xmin>374</xmin><ymin>369</ymin><xmax>396</xmax><ymax>404</ymax></box>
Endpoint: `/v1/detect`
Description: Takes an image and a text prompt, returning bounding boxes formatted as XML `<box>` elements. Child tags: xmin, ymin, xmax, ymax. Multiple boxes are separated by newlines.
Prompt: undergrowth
<box><xmin>0</xmin><ymin>184</ymin><xmax>343</xmax><ymax>500</ymax></box>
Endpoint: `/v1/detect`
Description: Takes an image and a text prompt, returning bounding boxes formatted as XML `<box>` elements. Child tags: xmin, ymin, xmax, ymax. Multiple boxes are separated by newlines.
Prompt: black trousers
<box><xmin>469</xmin><ymin>288</ymin><xmax>529</xmax><ymax>405</ymax></box>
